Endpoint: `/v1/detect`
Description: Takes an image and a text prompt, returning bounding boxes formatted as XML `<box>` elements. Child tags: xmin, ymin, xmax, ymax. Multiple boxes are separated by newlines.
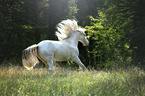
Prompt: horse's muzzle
<box><xmin>83</xmin><ymin>41</ymin><xmax>89</xmax><ymax>46</ymax></box>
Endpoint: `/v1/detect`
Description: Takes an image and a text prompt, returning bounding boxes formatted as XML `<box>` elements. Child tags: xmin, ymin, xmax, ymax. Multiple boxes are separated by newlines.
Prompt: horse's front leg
<box><xmin>72</xmin><ymin>56</ymin><xmax>87</xmax><ymax>71</ymax></box>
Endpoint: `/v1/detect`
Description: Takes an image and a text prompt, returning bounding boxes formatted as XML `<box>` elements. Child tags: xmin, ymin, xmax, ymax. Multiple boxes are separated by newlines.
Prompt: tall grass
<box><xmin>0</xmin><ymin>65</ymin><xmax>144</xmax><ymax>96</ymax></box>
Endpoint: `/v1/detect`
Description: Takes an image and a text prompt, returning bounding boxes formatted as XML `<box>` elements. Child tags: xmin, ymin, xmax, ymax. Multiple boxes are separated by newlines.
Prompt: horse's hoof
<box><xmin>48</xmin><ymin>68</ymin><xmax>54</xmax><ymax>72</ymax></box>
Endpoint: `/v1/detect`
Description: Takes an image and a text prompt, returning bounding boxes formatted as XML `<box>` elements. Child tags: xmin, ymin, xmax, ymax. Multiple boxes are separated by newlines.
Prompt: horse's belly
<box><xmin>54</xmin><ymin>55</ymin><xmax>71</xmax><ymax>61</ymax></box>
<box><xmin>54</xmin><ymin>52</ymin><xmax>72</xmax><ymax>61</ymax></box>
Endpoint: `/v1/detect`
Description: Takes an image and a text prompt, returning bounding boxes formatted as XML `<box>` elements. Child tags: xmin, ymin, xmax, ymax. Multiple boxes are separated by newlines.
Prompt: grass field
<box><xmin>0</xmin><ymin>65</ymin><xmax>145</xmax><ymax>96</ymax></box>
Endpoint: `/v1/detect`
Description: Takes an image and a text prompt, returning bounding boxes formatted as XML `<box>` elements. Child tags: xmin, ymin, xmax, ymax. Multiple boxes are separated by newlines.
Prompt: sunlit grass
<box><xmin>0</xmin><ymin>65</ymin><xmax>144</xmax><ymax>96</ymax></box>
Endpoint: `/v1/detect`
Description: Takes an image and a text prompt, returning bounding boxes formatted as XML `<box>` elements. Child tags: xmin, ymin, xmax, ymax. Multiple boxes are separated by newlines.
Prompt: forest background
<box><xmin>0</xmin><ymin>0</ymin><xmax>145</xmax><ymax>69</ymax></box>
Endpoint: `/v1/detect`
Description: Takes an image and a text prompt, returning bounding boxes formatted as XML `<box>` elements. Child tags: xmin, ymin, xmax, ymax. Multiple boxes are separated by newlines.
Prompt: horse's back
<box><xmin>38</xmin><ymin>40</ymin><xmax>65</xmax><ymax>56</ymax></box>
<box><xmin>38</xmin><ymin>40</ymin><xmax>56</xmax><ymax>53</ymax></box>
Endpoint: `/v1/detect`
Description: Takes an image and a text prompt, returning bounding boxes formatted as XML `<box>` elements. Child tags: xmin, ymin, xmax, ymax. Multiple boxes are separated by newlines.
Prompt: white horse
<box><xmin>22</xmin><ymin>19</ymin><xmax>89</xmax><ymax>71</ymax></box>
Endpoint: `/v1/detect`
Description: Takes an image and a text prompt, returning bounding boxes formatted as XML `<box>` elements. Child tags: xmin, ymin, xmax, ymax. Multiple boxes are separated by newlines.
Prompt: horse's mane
<box><xmin>56</xmin><ymin>19</ymin><xmax>85</xmax><ymax>40</ymax></box>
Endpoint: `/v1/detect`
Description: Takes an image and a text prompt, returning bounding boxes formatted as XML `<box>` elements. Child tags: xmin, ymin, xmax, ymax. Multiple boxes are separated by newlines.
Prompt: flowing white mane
<box><xmin>56</xmin><ymin>19</ymin><xmax>85</xmax><ymax>40</ymax></box>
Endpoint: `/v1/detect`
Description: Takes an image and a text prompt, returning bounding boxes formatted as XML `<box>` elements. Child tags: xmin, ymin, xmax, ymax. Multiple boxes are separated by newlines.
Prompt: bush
<box><xmin>85</xmin><ymin>11</ymin><xmax>131</xmax><ymax>67</ymax></box>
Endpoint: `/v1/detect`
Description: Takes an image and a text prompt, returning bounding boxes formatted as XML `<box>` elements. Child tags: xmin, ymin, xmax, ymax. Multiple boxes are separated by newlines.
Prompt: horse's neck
<box><xmin>64</xmin><ymin>32</ymin><xmax>80</xmax><ymax>47</ymax></box>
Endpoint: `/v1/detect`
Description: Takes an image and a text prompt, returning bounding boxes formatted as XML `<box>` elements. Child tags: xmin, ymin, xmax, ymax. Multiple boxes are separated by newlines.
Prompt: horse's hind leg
<box><xmin>48</xmin><ymin>59</ymin><xmax>54</xmax><ymax>71</ymax></box>
<box><xmin>45</xmin><ymin>54</ymin><xmax>54</xmax><ymax>71</ymax></box>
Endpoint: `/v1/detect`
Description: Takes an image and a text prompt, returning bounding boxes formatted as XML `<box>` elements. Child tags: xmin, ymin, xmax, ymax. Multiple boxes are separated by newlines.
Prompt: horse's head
<box><xmin>77</xmin><ymin>29</ymin><xmax>89</xmax><ymax>46</ymax></box>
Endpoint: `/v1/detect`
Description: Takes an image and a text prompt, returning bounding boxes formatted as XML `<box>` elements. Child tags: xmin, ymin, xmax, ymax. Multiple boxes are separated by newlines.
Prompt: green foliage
<box><xmin>0</xmin><ymin>0</ymin><xmax>79</xmax><ymax>62</ymax></box>
<box><xmin>104</xmin><ymin>0</ymin><xmax>134</xmax><ymax>59</ymax></box>
<box><xmin>85</xmin><ymin>0</ymin><xmax>134</xmax><ymax>66</ymax></box>
<box><xmin>0</xmin><ymin>66</ymin><xmax>144</xmax><ymax>96</ymax></box>
<box><xmin>67</xmin><ymin>0</ymin><xmax>78</xmax><ymax>19</ymax></box>
<box><xmin>131</xmin><ymin>0</ymin><xmax>145</xmax><ymax>65</ymax></box>
<box><xmin>76</xmin><ymin>0</ymin><xmax>105</xmax><ymax>26</ymax></box>
<box><xmin>86</xmin><ymin>11</ymin><xmax>119</xmax><ymax>65</ymax></box>
<box><xmin>0</xmin><ymin>0</ymin><xmax>25</xmax><ymax>61</ymax></box>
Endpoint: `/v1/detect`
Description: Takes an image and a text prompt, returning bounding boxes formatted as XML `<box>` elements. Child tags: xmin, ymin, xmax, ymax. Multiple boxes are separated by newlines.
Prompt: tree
<box><xmin>0</xmin><ymin>0</ymin><xmax>24</xmax><ymax>62</ymax></box>
<box><xmin>77</xmin><ymin>0</ymin><xmax>105</xmax><ymax>26</ymax></box>
<box><xmin>0</xmin><ymin>0</ymin><xmax>79</xmax><ymax>63</ymax></box>
<box><xmin>104</xmin><ymin>0</ymin><xmax>134</xmax><ymax>60</ymax></box>
<box><xmin>86</xmin><ymin>11</ymin><xmax>119</xmax><ymax>66</ymax></box>
<box><xmin>131</xmin><ymin>0</ymin><xmax>145</xmax><ymax>66</ymax></box>
<box><xmin>84</xmin><ymin>0</ymin><xmax>135</xmax><ymax>67</ymax></box>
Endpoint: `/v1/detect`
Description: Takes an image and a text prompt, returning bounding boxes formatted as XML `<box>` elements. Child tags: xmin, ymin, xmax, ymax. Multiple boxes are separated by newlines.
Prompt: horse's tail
<box><xmin>22</xmin><ymin>44</ymin><xmax>39</xmax><ymax>70</ymax></box>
